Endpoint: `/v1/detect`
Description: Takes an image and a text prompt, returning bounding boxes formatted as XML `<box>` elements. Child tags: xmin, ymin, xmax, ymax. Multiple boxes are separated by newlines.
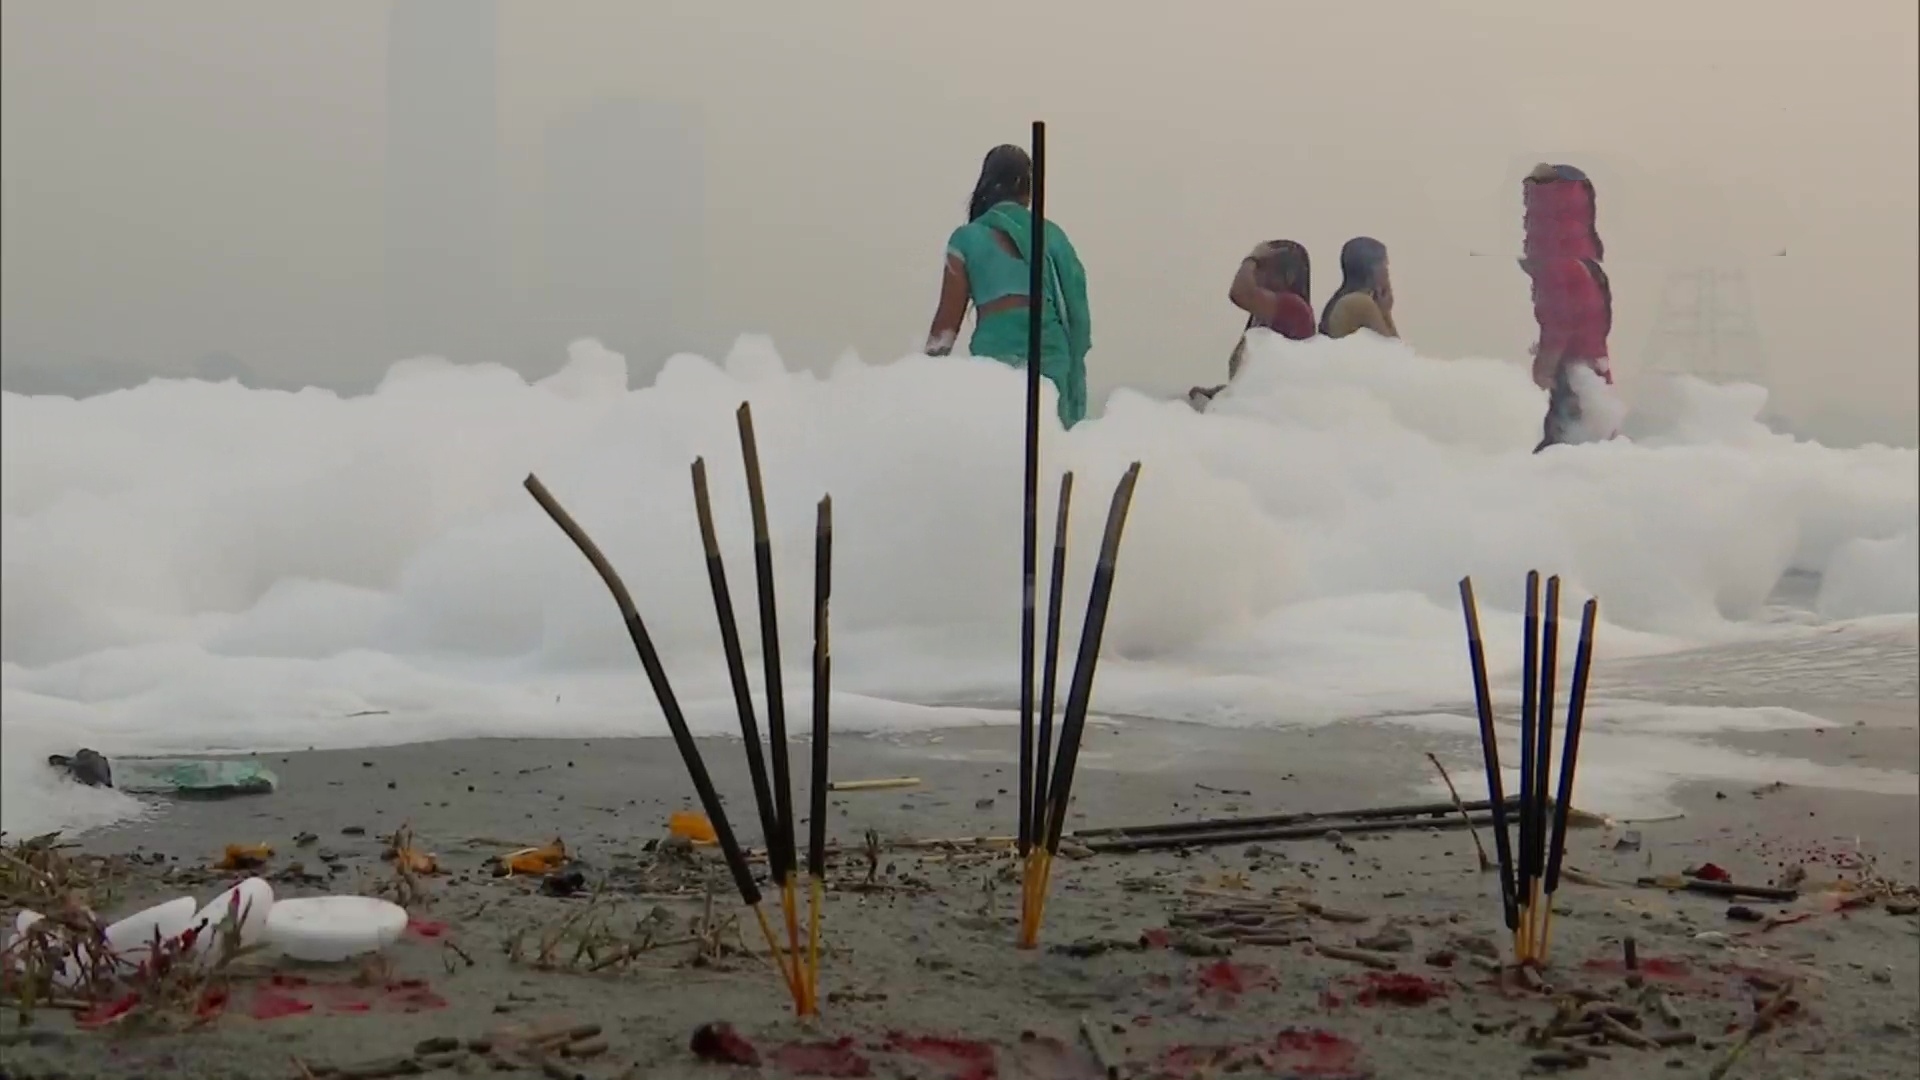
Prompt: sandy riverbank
<box><xmin>4</xmin><ymin>709</ymin><xmax>1916</xmax><ymax>1080</ymax></box>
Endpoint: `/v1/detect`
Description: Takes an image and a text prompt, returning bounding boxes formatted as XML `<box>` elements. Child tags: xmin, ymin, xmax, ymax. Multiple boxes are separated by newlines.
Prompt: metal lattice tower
<box><xmin>1639</xmin><ymin>268</ymin><xmax>1769</xmax><ymax>385</ymax></box>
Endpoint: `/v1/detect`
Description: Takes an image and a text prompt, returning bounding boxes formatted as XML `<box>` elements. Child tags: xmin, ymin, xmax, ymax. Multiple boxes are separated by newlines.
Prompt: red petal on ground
<box><xmin>771</xmin><ymin>1037</ymin><xmax>873</xmax><ymax>1077</ymax></box>
<box><xmin>77</xmin><ymin>993</ymin><xmax>140</xmax><ymax>1028</ymax></box>
<box><xmin>1352</xmin><ymin>972</ymin><xmax>1446</xmax><ymax>1006</ymax></box>
<box><xmin>406</xmin><ymin>918</ymin><xmax>447</xmax><ymax>938</ymax></box>
<box><xmin>885</xmin><ymin>1033</ymin><xmax>998</xmax><ymax>1080</ymax></box>
<box><xmin>249</xmin><ymin>989</ymin><xmax>315</xmax><ymax>1020</ymax></box>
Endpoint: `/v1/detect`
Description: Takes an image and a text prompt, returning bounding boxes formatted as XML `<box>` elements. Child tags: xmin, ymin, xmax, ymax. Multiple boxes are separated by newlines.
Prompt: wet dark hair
<box><xmin>1319</xmin><ymin>237</ymin><xmax>1389</xmax><ymax>335</ymax></box>
<box><xmin>968</xmin><ymin>144</ymin><xmax>1033</xmax><ymax>222</ymax></box>
<box><xmin>1258</xmin><ymin>240</ymin><xmax>1312</xmax><ymax>305</ymax></box>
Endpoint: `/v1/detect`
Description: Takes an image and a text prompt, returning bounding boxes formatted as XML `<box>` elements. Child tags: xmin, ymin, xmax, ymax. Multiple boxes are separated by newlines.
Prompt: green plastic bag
<box><xmin>114</xmin><ymin>759</ymin><xmax>279</xmax><ymax>798</ymax></box>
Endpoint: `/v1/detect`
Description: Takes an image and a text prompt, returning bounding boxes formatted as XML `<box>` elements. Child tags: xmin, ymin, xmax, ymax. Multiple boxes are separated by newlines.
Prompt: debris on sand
<box><xmin>691</xmin><ymin>1021</ymin><xmax>761</xmax><ymax>1066</ymax></box>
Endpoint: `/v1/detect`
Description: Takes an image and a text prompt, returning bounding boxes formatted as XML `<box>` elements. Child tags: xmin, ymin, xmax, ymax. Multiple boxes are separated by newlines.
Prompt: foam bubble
<box><xmin>3</xmin><ymin>334</ymin><xmax>1914</xmax><ymax>834</ymax></box>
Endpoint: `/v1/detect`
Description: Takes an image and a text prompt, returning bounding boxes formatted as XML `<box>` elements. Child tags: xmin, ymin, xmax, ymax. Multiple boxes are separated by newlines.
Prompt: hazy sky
<box><xmin>3</xmin><ymin>0</ymin><xmax>1915</xmax><ymax>440</ymax></box>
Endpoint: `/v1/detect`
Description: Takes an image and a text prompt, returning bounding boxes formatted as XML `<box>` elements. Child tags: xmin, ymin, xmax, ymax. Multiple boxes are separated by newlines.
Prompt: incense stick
<box><xmin>1017</xmin><ymin>119</ymin><xmax>1048</xmax><ymax>863</ymax></box>
<box><xmin>1030</xmin><ymin>473</ymin><xmax>1073</xmax><ymax>861</ymax></box>
<box><xmin>1458</xmin><ymin>578</ymin><xmax>1520</xmax><ymax>943</ymax></box>
<box><xmin>1026</xmin><ymin>473</ymin><xmax>1073</xmax><ymax>929</ymax></box>
<box><xmin>805</xmin><ymin>495</ymin><xmax>832</xmax><ymax>1012</ymax></box>
<box><xmin>1517</xmin><ymin>570</ymin><xmax>1541</xmax><ymax>961</ymax></box>
<box><xmin>735</xmin><ymin>404</ymin><xmax>804</xmax><ymax>994</ymax></box>
<box><xmin>691</xmin><ymin>458</ymin><xmax>800</xmax><ymax>999</ymax></box>
<box><xmin>1023</xmin><ymin>463</ymin><xmax>1142</xmax><ymax>947</ymax></box>
<box><xmin>523</xmin><ymin>474</ymin><xmax>787</xmax><ymax>991</ymax></box>
<box><xmin>1538</xmin><ymin>597</ymin><xmax>1597</xmax><ymax>964</ymax></box>
<box><xmin>1529</xmin><ymin>575</ymin><xmax>1561</xmax><ymax>958</ymax></box>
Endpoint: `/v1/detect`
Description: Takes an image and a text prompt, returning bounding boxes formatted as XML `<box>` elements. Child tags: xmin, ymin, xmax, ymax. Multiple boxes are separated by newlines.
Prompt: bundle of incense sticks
<box><xmin>1019</xmin><ymin>463</ymin><xmax>1143</xmax><ymax>948</ymax></box>
<box><xmin>1458</xmin><ymin>572</ymin><xmax>1598</xmax><ymax>966</ymax></box>
<box><xmin>529</xmin><ymin>399</ymin><xmax>833</xmax><ymax>1017</ymax></box>
<box><xmin>692</xmin><ymin>403</ymin><xmax>834</xmax><ymax>1014</ymax></box>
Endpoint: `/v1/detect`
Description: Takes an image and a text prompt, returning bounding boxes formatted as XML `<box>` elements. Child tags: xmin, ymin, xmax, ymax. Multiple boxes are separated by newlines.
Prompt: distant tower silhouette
<box><xmin>384</xmin><ymin>0</ymin><xmax>502</xmax><ymax>365</ymax></box>
<box><xmin>1639</xmin><ymin>268</ymin><xmax>1769</xmax><ymax>385</ymax></box>
<box><xmin>540</xmin><ymin>98</ymin><xmax>702</xmax><ymax>383</ymax></box>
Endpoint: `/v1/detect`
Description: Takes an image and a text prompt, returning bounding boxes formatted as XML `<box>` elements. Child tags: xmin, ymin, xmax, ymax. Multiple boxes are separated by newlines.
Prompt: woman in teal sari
<box><xmin>925</xmin><ymin>144</ymin><xmax>1093</xmax><ymax>428</ymax></box>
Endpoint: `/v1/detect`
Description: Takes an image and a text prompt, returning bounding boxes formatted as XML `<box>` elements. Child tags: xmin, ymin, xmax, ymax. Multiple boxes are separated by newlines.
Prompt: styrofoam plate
<box><xmin>191</xmin><ymin>878</ymin><xmax>275</xmax><ymax>956</ymax></box>
<box><xmin>266</xmin><ymin>896</ymin><xmax>408</xmax><ymax>962</ymax></box>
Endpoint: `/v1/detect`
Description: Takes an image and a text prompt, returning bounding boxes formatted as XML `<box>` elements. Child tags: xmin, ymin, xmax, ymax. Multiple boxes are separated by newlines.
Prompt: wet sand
<box><xmin>4</xmin><ymin>708</ymin><xmax>1916</xmax><ymax>1080</ymax></box>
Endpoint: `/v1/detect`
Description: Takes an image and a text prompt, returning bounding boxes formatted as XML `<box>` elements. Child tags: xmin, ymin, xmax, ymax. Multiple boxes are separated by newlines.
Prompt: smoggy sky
<box><xmin>3</xmin><ymin>0</ymin><xmax>1915</xmax><ymax>441</ymax></box>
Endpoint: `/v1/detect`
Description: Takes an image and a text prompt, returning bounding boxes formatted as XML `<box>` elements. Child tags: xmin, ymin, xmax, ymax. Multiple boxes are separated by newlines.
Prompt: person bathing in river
<box><xmin>1227</xmin><ymin>239</ymin><xmax>1316</xmax><ymax>377</ymax></box>
<box><xmin>1522</xmin><ymin>163</ymin><xmax>1616</xmax><ymax>450</ymax></box>
<box><xmin>925</xmin><ymin>144</ymin><xmax>1093</xmax><ymax>428</ymax></box>
<box><xmin>1319</xmin><ymin>236</ymin><xmax>1399</xmax><ymax>340</ymax></box>
<box><xmin>1189</xmin><ymin>240</ymin><xmax>1314</xmax><ymax>409</ymax></box>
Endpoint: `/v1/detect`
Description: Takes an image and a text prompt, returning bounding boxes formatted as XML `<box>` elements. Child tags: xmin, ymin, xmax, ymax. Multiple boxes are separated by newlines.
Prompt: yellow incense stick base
<box><xmin>751</xmin><ymin>903</ymin><xmax>803</xmax><ymax>1008</ymax></box>
<box><xmin>780</xmin><ymin>879</ymin><xmax>806</xmax><ymax>1012</ymax></box>
<box><xmin>805</xmin><ymin>875</ymin><xmax>825</xmax><ymax>1013</ymax></box>
<box><xmin>1017</xmin><ymin>849</ymin><xmax>1052</xmax><ymax>949</ymax></box>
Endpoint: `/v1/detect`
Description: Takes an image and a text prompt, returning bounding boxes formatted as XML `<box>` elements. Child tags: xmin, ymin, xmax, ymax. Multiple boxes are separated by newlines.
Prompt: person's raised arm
<box><xmin>1228</xmin><ymin>256</ymin><xmax>1281</xmax><ymax>323</ymax></box>
<box><xmin>926</xmin><ymin>253</ymin><xmax>971</xmax><ymax>356</ymax></box>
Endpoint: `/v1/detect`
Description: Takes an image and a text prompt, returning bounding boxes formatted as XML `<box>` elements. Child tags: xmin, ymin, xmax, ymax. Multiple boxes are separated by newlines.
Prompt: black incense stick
<box><xmin>805</xmin><ymin>495</ymin><xmax>832</xmax><ymax>1009</ymax></box>
<box><xmin>735</xmin><ymin>405</ymin><xmax>797</xmax><ymax>886</ymax></box>
<box><xmin>1532</xmin><ymin>575</ymin><xmax>1561</xmax><ymax>920</ymax></box>
<box><xmin>1517</xmin><ymin>570</ymin><xmax>1541</xmax><ymax>937</ymax></box>
<box><xmin>1038</xmin><ymin>463</ymin><xmax>1141</xmax><ymax>860</ymax></box>
<box><xmin>691</xmin><ymin>459</ymin><xmax>781</xmax><ymax>871</ymax></box>
<box><xmin>524</xmin><ymin>475</ymin><xmax>758</xmax><ymax>906</ymax></box>
<box><xmin>1017</xmin><ymin>119</ymin><xmax>1048</xmax><ymax>860</ymax></box>
<box><xmin>1542</xmin><ymin>598</ymin><xmax>1597</xmax><ymax>905</ymax></box>
<box><xmin>1030</xmin><ymin>472</ymin><xmax>1073</xmax><ymax>846</ymax></box>
<box><xmin>1459</xmin><ymin>577</ymin><xmax>1519</xmax><ymax>936</ymax></box>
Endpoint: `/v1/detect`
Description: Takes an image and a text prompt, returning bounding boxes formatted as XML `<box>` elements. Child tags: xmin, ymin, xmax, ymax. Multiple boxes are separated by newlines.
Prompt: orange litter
<box><xmin>669</xmin><ymin>811</ymin><xmax>718</xmax><ymax>844</ymax></box>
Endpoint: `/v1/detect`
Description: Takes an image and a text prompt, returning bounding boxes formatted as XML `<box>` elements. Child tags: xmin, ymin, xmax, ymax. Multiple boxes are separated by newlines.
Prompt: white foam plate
<box><xmin>35</xmin><ymin>895</ymin><xmax>198</xmax><ymax>987</ymax></box>
<box><xmin>267</xmin><ymin>896</ymin><xmax>408</xmax><ymax>963</ymax></box>
<box><xmin>191</xmin><ymin>878</ymin><xmax>274</xmax><ymax>957</ymax></box>
<box><xmin>104</xmin><ymin>896</ymin><xmax>199</xmax><ymax>966</ymax></box>
<box><xmin>2</xmin><ymin>910</ymin><xmax>45</xmax><ymax>970</ymax></box>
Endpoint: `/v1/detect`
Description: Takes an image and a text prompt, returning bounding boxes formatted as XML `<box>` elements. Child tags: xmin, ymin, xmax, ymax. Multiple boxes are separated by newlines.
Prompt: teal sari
<box><xmin>948</xmin><ymin>203</ymin><xmax>1093</xmax><ymax>428</ymax></box>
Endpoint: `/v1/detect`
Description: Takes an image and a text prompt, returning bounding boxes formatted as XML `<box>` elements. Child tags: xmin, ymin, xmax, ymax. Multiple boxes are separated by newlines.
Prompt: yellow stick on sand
<box><xmin>751</xmin><ymin>903</ymin><xmax>803</xmax><ymax>1004</ymax></box>
<box><xmin>1018</xmin><ymin>849</ymin><xmax>1049</xmax><ymax>948</ymax></box>
<box><xmin>1021</xmin><ymin>850</ymin><xmax>1057</xmax><ymax>949</ymax></box>
<box><xmin>806</xmin><ymin>875</ymin><xmax>825</xmax><ymax>1010</ymax></box>
<box><xmin>1538</xmin><ymin>906</ymin><xmax>1555</xmax><ymax>966</ymax></box>
<box><xmin>780</xmin><ymin>878</ymin><xmax>806</xmax><ymax>1009</ymax></box>
<box><xmin>826</xmin><ymin>777</ymin><xmax>921</xmax><ymax>792</ymax></box>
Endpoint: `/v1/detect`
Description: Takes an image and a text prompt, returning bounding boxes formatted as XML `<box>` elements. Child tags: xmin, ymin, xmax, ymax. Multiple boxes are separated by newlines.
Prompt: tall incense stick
<box><xmin>735</xmin><ymin>405</ymin><xmax>803</xmax><ymax>981</ymax></box>
<box><xmin>1017</xmin><ymin>119</ymin><xmax>1048</xmax><ymax>862</ymax></box>
<box><xmin>1030</xmin><ymin>473</ymin><xmax>1073</xmax><ymax>850</ymax></box>
<box><xmin>1529</xmin><ymin>574</ymin><xmax>1561</xmax><ymax>958</ymax></box>
<box><xmin>1538</xmin><ymin>597</ymin><xmax>1597</xmax><ymax>963</ymax></box>
<box><xmin>1517</xmin><ymin>570</ymin><xmax>1541</xmax><ymax>959</ymax></box>
<box><xmin>691</xmin><ymin>458</ymin><xmax>799</xmax><ymax>998</ymax></box>
<box><xmin>1458</xmin><ymin>578</ymin><xmax>1519</xmax><ymax>941</ymax></box>
<box><xmin>805</xmin><ymin>495</ymin><xmax>833</xmax><ymax>1012</ymax></box>
<box><xmin>1023</xmin><ymin>463</ymin><xmax>1141</xmax><ymax>947</ymax></box>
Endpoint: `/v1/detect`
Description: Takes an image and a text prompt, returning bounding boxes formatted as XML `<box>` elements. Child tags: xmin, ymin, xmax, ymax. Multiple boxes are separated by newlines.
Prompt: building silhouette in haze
<box><xmin>384</xmin><ymin>0</ymin><xmax>502</xmax><ymax>366</ymax></box>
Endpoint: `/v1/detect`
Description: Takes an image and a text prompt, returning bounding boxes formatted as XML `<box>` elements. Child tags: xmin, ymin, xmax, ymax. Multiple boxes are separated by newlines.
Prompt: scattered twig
<box><xmin>1426</xmin><ymin>752</ymin><xmax>1492</xmax><ymax>872</ymax></box>
<box><xmin>1636</xmin><ymin>876</ymin><xmax>1798</xmax><ymax>902</ymax></box>
<box><xmin>1079</xmin><ymin>1016</ymin><xmax>1122</xmax><ymax>1079</ymax></box>
<box><xmin>1315</xmin><ymin>943</ymin><xmax>1398</xmax><ymax>971</ymax></box>
<box><xmin>827</xmin><ymin>777</ymin><xmax>920</xmax><ymax>792</ymax></box>
<box><xmin>1707</xmin><ymin>980</ymin><xmax>1798</xmax><ymax>1080</ymax></box>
